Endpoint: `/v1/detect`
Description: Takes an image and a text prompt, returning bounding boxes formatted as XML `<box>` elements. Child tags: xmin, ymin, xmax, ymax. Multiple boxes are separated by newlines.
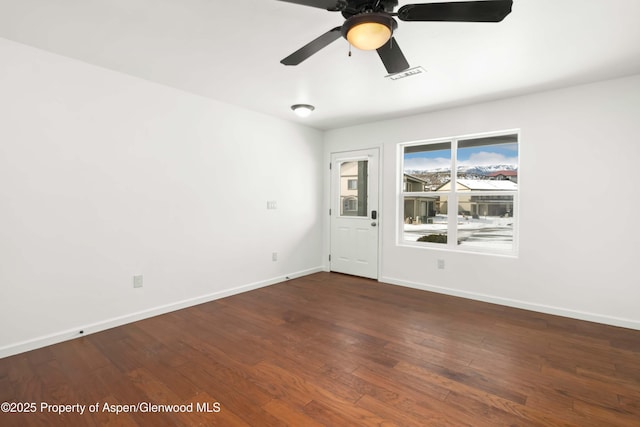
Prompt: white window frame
<box><xmin>398</xmin><ymin>130</ymin><xmax>519</xmax><ymax>256</ymax></box>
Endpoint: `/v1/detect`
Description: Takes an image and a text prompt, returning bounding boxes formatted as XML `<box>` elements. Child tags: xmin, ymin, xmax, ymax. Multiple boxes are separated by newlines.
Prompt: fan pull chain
<box><xmin>348</xmin><ymin>44</ymin><xmax>352</xmax><ymax>57</ymax></box>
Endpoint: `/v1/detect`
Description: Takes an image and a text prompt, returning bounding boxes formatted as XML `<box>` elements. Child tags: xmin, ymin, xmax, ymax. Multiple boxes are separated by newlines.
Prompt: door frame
<box><xmin>329</xmin><ymin>147</ymin><xmax>382</xmax><ymax>280</ymax></box>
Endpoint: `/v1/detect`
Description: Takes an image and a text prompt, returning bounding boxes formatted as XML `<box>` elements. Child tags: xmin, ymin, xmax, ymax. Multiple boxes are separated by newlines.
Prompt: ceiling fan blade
<box><xmin>281</xmin><ymin>27</ymin><xmax>343</xmax><ymax>66</ymax></box>
<box><xmin>376</xmin><ymin>37</ymin><xmax>410</xmax><ymax>74</ymax></box>
<box><xmin>277</xmin><ymin>0</ymin><xmax>347</xmax><ymax>12</ymax></box>
<box><xmin>398</xmin><ymin>0</ymin><xmax>513</xmax><ymax>22</ymax></box>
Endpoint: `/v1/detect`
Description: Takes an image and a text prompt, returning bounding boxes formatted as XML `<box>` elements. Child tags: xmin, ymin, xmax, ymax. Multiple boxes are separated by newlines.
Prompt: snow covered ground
<box><xmin>404</xmin><ymin>215</ymin><xmax>514</xmax><ymax>250</ymax></box>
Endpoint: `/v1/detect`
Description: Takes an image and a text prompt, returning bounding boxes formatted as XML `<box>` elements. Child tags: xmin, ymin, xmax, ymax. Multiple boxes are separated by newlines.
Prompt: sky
<box><xmin>404</xmin><ymin>142</ymin><xmax>518</xmax><ymax>171</ymax></box>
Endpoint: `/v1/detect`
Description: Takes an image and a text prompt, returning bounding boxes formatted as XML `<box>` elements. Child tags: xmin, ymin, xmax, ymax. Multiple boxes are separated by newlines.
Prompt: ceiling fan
<box><xmin>278</xmin><ymin>0</ymin><xmax>513</xmax><ymax>74</ymax></box>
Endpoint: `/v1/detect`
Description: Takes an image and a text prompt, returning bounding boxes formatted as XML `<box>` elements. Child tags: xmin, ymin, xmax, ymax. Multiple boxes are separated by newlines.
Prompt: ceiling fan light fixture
<box><xmin>342</xmin><ymin>13</ymin><xmax>397</xmax><ymax>51</ymax></box>
<box><xmin>347</xmin><ymin>22</ymin><xmax>390</xmax><ymax>50</ymax></box>
<box><xmin>291</xmin><ymin>104</ymin><xmax>315</xmax><ymax>117</ymax></box>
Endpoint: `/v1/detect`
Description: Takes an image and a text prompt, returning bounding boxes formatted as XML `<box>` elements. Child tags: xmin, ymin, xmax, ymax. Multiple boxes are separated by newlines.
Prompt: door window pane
<box><xmin>340</xmin><ymin>160</ymin><xmax>368</xmax><ymax>216</ymax></box>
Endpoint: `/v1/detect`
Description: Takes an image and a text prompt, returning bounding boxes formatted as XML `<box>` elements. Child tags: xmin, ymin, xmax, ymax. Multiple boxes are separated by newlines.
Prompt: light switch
<box><xmin>133</xmin><ymin>275</ymin><xmax>143</xmax><ymax>288</ymax></box>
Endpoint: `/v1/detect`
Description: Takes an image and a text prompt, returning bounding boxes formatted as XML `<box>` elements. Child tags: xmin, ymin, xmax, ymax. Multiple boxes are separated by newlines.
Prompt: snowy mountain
<box><xmin>458</xmin><ymin>164</ymin><xmax>518</xmax><ymax>176</ymax></box>
<box><xmin>405</xmin><ymin>164</ymin><xmax>518</xmax><ymax>176</ymax></box>
<box><xmin>405</xmin><ymin>165</ymin><xmax>518</xmax><ymax>190</ymax></box>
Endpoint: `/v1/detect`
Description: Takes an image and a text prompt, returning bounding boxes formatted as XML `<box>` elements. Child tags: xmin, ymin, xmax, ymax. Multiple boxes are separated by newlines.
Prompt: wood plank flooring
<box><xmin>1</xmin><ymin>272</ymin><xmax>639</xmax><ymax>426</ymax></box>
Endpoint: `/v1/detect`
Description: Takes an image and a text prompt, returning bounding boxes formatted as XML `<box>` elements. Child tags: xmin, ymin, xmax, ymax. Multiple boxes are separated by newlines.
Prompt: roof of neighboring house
<box><xmin>487</xmin><ymin>170</ymin><xmax>518</xmax><ymax>177</ymax></box>
<box><xmin>437</xmin><ymin>179</ymin><xmax>518</xmax><ymax>191</ymax></box>
<box><xmin>457</xmin><ymin>179</ymin><xmax>518</xmax><ymax>190</ymax></box>
<box><xmin>404</xmin><ymin>173</ymin><xmax>428</xmax><ymax>183</ymax></box>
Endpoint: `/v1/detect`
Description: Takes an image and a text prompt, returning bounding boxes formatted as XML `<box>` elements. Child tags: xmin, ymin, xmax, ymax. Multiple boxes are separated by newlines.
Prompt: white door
<box><xmin>330</xmin><ymin>148</ymin><xmax>379</xmax><ymax>279</ymax></box>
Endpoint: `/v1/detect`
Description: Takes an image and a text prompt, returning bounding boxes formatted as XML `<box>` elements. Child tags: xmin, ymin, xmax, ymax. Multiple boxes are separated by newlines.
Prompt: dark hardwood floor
<box><xmin>1</xmin><ymin>272</ymin><xmax>639</xmax><ymax>426</ymax></box>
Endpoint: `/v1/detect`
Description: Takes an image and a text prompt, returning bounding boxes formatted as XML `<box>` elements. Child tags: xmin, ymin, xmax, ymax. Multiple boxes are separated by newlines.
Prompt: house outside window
<box><xmin>399</xmin><ymin>131</ymin><xmax>519</xmax><ymax>254</ymax></box>
<box><xmin>340</xmin><ymin>161</ymin><xmax>368</xmax><ymax>216</ymax></box>
<box><xmin>343</xmin><ymin>197</ymin><xmax>358</xmax><ymax>213</ymax></box>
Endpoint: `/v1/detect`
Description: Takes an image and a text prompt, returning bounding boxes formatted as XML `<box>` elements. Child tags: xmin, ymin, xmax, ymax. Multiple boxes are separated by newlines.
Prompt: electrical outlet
<box><xmin>133</xmin><ymin>275</ymin><xmax>143</xmax><ymax>288</ymax></box>
<box><xmin>272</xmin><ymin>252</ymin><xmax>278</xmax><ymax>262</ymax></box>
<box><xmin>267</xmin><ymin>200</ymin><xmax>277</xmax><ymax>210</ymax></box>
<box><xmin>437</xmin><ymin>259</ymin><xmax>445</xmax><ymax>270</ymax></box>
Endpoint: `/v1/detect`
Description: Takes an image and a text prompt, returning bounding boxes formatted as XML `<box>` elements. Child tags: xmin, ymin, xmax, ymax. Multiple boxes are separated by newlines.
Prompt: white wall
<box><xmin>324</xmin><ymin>74</ymin><xmax>640</xmax><ymax>330</ymax></box>
<box><xmin>0</xmin><ymin>38</ymin><xmax>324</xmax><ymax>357</ymax></box>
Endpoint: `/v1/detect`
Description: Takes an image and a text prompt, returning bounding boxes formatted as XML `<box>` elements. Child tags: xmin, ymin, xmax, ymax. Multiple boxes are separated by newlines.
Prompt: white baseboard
<box><xmin>380</xmin><ymin>275</ymin><xmax>640</xmax><ymax>331</ymax></box>
<box><xmin>0</xmin><ymin>266</ymin><xmax>324</xmax><ymax>359</ymax></box>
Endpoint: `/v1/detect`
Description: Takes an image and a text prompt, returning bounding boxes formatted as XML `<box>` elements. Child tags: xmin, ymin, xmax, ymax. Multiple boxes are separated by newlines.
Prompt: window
<box><xmin>340</xmin><ymin>160</ymin><xmax>368</xmax><ymax>216</ymax></box>
<box><xmin>400</xmin><ymin>131</ymin><xmax>519</xmax><ymax>254</ymax></box>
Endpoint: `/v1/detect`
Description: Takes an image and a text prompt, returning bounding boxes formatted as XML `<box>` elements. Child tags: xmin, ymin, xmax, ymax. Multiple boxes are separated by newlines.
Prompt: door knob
<box><xmin>371</xmin><ymin>222</ymin><xmax>377</xmax><ymax>227</ymax></box>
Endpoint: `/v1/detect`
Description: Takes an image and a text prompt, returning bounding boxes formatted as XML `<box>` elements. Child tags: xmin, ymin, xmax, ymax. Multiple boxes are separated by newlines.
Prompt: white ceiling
<box><xmin>1</xmin><ymin>0</ymin><xmax>640</xmax><ymax>130</ymax></box>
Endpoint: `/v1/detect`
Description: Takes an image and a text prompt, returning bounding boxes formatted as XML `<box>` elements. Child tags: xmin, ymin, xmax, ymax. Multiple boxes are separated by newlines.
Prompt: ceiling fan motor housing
<box><xmin>340</xmin><ymin>0</ymin><xmax>399</xmax><ymax>18</ymax></box>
